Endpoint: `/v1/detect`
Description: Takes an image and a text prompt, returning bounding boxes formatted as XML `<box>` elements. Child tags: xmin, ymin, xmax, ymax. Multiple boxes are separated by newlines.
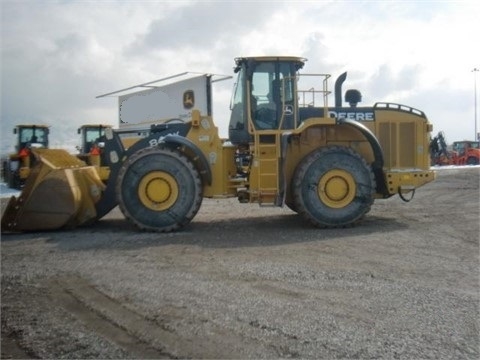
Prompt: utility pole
<box><xmin>474</xmin><ymin>68</ymin><xmax>479</xmax><ymax>141</ymax></box>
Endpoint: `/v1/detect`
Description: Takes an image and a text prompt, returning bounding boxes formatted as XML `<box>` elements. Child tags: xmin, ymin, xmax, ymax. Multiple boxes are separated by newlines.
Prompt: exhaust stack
<box><xmin>335</xmin><ymin>72</ymin><xmax>347</xmax><ymax>108</ymax></box>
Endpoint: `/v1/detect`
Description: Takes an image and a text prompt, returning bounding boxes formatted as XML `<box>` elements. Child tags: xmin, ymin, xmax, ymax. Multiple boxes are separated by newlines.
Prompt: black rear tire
<box><xmin>466</xmin><ymin>156</ymin><xmax>479</xmax><ymax>165</ymax></box>
<box><xmin>4</xmin><ymin>161</ymin><xmax>21</xmax><ymax>189</ymax></box>
<box><xmin>292</xmin><ymin>146</ymin><xmax>375</xmax><ymax>228</ymax></box>
<box><xmin>116</xmin><ymin>147</ymin><xmax>202</xmax><ymax>232</ymax></box>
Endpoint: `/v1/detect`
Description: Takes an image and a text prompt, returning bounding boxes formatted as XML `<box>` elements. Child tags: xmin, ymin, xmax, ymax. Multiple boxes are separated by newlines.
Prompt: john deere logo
<box><xmin>183</xmin><ymin>90</ymin><xmax>194</xmax><ymax>109</ymax></box>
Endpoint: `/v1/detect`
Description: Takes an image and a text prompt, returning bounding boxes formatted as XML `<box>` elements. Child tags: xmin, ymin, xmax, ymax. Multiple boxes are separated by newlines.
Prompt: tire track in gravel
<box><xmin>47</xmin><ymin>276</ymin><xmax>269</xmax><ymax>359</ymax></box>
<box><xmin>1</xmin><ymin>329</ymin><xmax>37</xmax><ymax>359</ymax></box>
<box><xmin>47</xmin><ymin>278</ymin><xmax>170</xmax><ymax>359</ymax></box>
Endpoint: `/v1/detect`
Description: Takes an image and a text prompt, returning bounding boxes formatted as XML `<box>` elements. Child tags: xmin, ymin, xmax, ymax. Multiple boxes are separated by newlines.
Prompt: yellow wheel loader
<box><xmin>76</xmin><ymin>124</ymin><xmax>112</xmax><ymax>181</ymax></box>
<box><xmin>1</xmin><ymin>56</ymin><xmax>435</xmax><ymax>233</ymax></box>
<box><xmin>2</xmin><ymin>124</ymin><xmax>50</xmax><ymax>189</ymax></box>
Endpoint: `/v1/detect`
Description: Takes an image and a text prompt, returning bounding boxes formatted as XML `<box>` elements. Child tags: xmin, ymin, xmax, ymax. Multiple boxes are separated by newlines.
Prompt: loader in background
<box><xmin>450</xmin><ymin>140</ymin><xmax>480</xmax><ymax>165</ymax></box>
<box><xmin>76</xmin><ymin>124</ymin><xmax>113</xmax><ymax>182</ymax></box>
<box><xmin>77</xmin><ymin>124</ymin><xmax>111</xmax><ymax>157</ymax></box>
<box><xmin>1</xmin><ymin>56</ymin><xmax>436</xmax><ymax>233</ymax></box>
<box><xmin>429</xmin><ymin>131</ymin><xmax>480</xmax><ymax>165</ymax></box>
<box><xmin>2</xmin><ymin>124</ymin><xmax>50</xmax><ymax>189</ymax></box>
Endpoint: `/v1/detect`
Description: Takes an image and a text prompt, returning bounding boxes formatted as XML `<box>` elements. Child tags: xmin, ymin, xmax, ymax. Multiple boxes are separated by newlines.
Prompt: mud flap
<box><xmin>1</xmin><ymin>149</ymin><xmax>105</xmax><ymax>232</ymax></box>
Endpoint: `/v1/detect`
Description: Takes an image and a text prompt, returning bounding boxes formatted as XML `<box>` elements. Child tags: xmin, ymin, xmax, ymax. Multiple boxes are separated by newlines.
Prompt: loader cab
<box><xmin>14</xmin><ymin>125</ymin><xmax>49</xmax><ymax>152</ymax></box>
<box><xmin>228</xmin><ymin>56</ymin><xmax>305</xmax><ymax>144</ymax></box>
<box><xmin>77</xmin><ymin>124</ymin><xmax>110</xmax><ymax>154</ymax></box>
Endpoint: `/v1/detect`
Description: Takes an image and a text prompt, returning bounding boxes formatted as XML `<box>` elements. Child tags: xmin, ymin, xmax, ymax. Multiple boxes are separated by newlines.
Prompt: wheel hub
<box><xmin>318</xmin><ymin>169</ymin><xmax>356</xmax><ymax>208</ymax></box>
<box><xmin>138</xmin><ymin>171</ymin><xmax>178</xmax><ymax>211</ymax></box>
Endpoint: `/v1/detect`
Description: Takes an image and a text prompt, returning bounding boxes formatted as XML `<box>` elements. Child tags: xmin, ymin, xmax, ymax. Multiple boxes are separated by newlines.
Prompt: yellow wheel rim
<box><xmin>138</xmin><ymin>171</ymin><xmax>178</xmax><ymax>211</ymax></box>
<box><xmin>318</xmin><ymin>169</ymin><xmax>356</xmax><ymax>209</ymax></box>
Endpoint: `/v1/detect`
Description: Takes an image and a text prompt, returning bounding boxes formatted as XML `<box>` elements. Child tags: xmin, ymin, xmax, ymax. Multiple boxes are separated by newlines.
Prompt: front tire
<box><xmin>116</xmin><ymin>147</ymin><xmax>202</xmax><ymax>232</ymax></box>
<box><xmin>292</xmin><ymin>146</ymin><xmax>375</xmax><ymax>228</ymax></box>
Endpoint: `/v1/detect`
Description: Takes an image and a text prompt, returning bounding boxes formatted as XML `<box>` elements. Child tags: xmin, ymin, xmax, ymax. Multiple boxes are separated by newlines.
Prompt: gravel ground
<box><xmin>1</xmin><ymin>167</ymin><xmax>479</xmax><ymax>359</ymax></box>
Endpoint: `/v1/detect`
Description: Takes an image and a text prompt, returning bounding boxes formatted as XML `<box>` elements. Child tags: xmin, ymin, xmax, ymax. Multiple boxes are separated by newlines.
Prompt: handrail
<box><xmin>297</xmin><ymin>74</ymin><xmax>331</xmax><ymax>109</ymax></box>
<box><xmin>374</xmin><ymin>102</ymin><xmax>426</xmax><ymax>118</ymax></box>
<box><xmin>277</xmin><ymin>73</ymin><xmax>332</xmax><ymax>129</ymax></box>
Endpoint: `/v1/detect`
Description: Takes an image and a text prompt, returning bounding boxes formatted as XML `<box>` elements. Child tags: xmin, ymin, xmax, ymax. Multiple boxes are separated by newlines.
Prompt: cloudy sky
<box><xmin>1</xmin><ymin>0</ymin><xmax>479</xmax><ymax>154</ymax></box>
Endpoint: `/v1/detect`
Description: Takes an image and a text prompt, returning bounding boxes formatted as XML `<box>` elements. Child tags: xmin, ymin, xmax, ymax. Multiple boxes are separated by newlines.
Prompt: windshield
<box><xmin>19</xmin><ymin>127</ymin><xmax>48</xmax><ymax>145</ymax></box>
<box><xmin>85</xmin><ymin>128</ymin><xmax>105</xmax><ymax>143</ymax></box>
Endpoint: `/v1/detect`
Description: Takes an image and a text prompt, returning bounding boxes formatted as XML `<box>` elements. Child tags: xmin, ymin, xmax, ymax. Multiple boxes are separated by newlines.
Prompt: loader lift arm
<box><xmin>93</xmin><ymin>127</ymin><xmax>126</xmax><ymax>219</ymax></box>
